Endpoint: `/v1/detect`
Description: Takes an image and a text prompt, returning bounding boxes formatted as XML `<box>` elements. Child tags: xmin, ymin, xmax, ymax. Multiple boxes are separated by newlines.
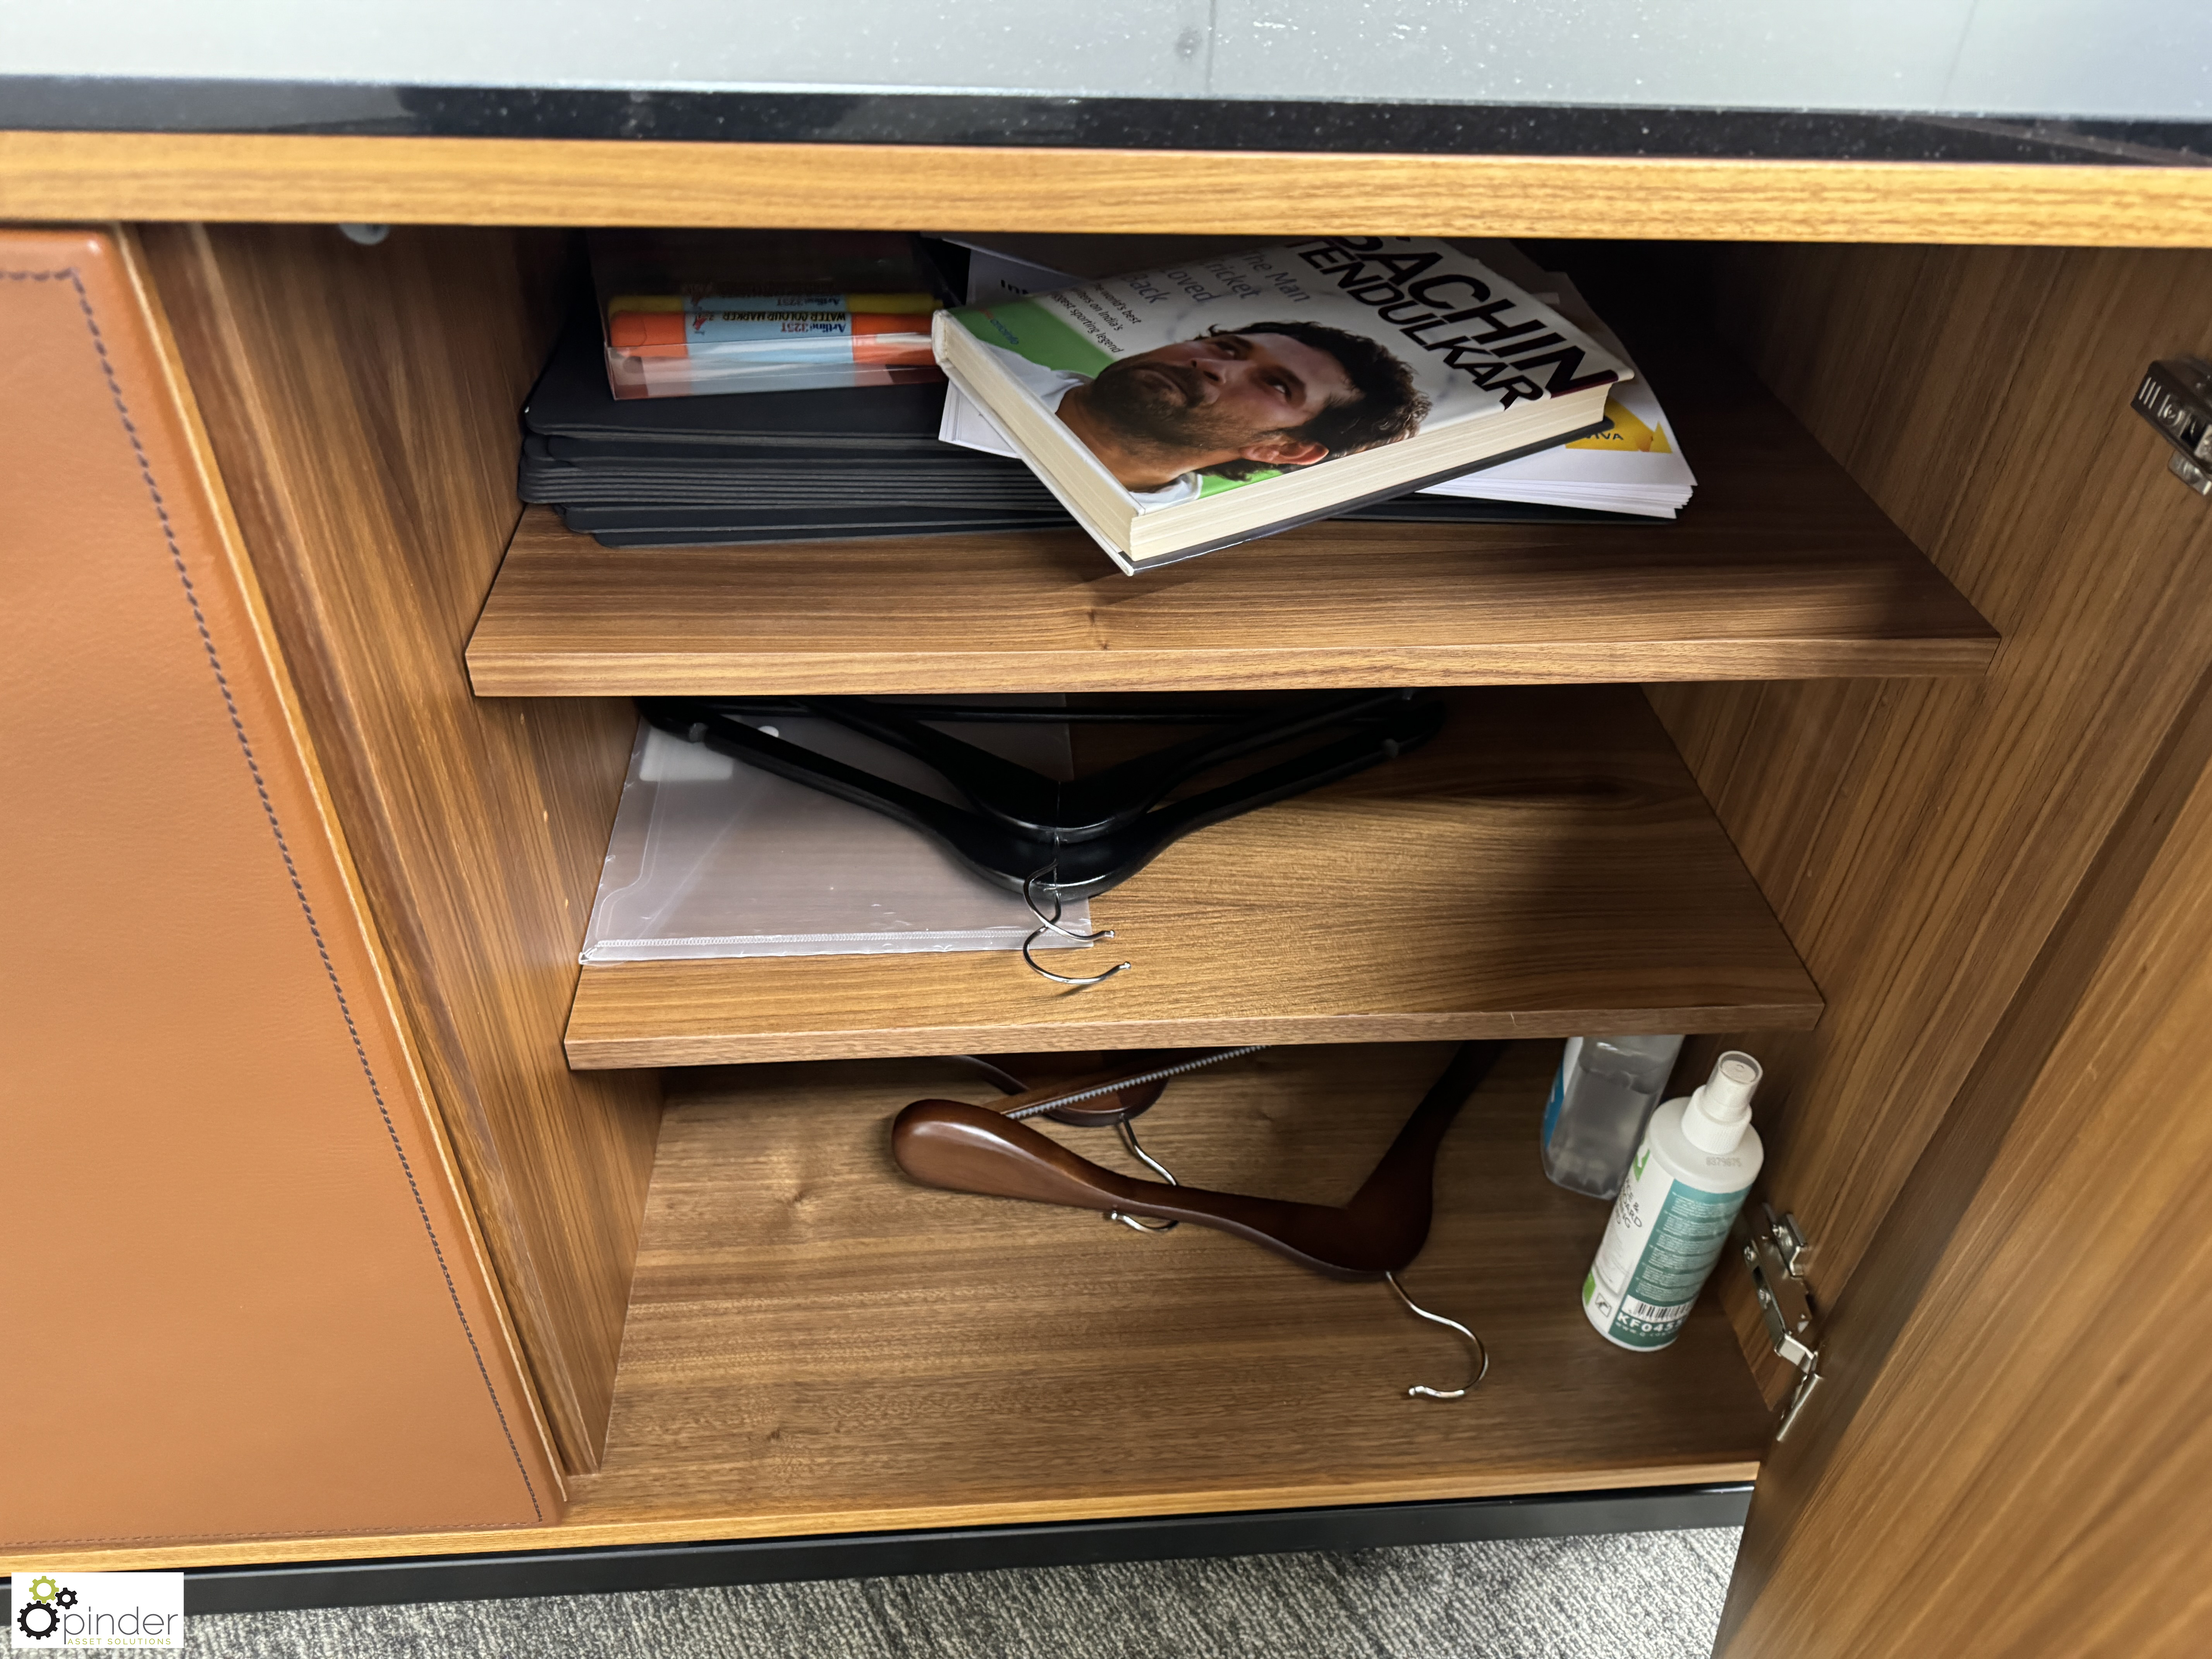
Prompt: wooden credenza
<box><xmin>3</xmin><ymin>141</ymin><xmax>2209</xmax><ymax>1659</ymax></box>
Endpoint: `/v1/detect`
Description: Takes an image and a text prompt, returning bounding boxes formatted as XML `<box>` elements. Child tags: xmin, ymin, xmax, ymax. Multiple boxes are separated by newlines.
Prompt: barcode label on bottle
<box><xmin>1618</xmin><ymin>1297</ymin><xmax>1693</xmax><ymax>1337</ymax></box>
<box><xmin>1587</xmin><ymin>1140</ymin><xmax>1748</xmax><ymax>1350</ymax></box>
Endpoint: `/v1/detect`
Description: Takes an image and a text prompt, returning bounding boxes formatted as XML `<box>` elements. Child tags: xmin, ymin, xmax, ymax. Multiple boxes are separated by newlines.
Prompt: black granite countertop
<box><xmin>4</xmin><ymin>78</ymin><xmax>2207</xmax><ymax>167</ymax></box>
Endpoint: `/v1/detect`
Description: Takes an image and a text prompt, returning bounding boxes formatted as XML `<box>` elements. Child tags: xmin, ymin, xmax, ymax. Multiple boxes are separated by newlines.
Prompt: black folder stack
<box><xmin>519</xmin><ymin>309</ymin><xmax>1638</xmax><ymax>549</ymax></box>
<box><xmin>519</xmin><ymin>312</ymin><xmax>1071</xmax><ymax>545</ymax></box>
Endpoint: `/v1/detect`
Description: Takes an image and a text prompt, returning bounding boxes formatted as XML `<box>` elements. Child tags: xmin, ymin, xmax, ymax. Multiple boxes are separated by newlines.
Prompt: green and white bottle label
<box><xmin>1583</xmin><ymin>1142</ymin><xmax>1750</xmax><ymax>1349</ymax></box>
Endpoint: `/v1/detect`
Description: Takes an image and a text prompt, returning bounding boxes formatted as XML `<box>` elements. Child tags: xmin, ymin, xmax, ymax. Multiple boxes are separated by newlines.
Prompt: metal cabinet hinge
<box><xmin>1736</xmin><ymin>1202</ymin><xmax>1824</xmax><ymax>1441</ymax></box>
<box><xmin>2132</xmin><ymin>357</ymin><xmax>2212</xmax><ymax>496</ymax></box>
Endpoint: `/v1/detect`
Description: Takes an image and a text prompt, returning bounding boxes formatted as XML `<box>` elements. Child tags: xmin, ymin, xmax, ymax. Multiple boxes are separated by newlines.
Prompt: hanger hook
<box><xmin>1022</xmin><ymin>862</ymin><xmax>1131</xmax><ymax>988</ymax></box>
<box><xmin>1107</xmin><ymin>1117</ymin><xmax>1180</xmax><ymax>1233</ymax></box>
<box><xmin>1384</xmin><ymin>1272</ymin><xmax>1488</xmax><ymax>1401</ymax></box>
<box><xmin>1023</xmin><ymin>862</ymin><xmax>1114</xmax><ymax>943</ymax></box>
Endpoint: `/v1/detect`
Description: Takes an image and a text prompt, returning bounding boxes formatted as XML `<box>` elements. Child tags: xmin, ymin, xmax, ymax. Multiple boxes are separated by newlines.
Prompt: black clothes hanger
<box><xmin>789</xmin><ymin>689</ymin><xmax>1420</xmax><ymax>842</ymax></box>
<box><xmin>637</xmin><ymin>692</ymin><xmax>1446</xmax><ymax>903</ymax></box>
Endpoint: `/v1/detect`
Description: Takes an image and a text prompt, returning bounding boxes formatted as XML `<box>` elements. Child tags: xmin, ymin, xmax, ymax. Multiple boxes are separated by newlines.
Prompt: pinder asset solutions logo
<box><xmin>11</xmin><ymin>1572</ymin><xmax>183</xmax><ymax>1650</ymax></box>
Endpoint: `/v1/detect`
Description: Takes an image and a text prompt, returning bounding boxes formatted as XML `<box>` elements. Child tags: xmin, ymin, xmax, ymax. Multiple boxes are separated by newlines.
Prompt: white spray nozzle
<box><xmin>1683</xmin><ymin>1051</ymin><xmax>1762</xmax><ymax>1153</ymax></box>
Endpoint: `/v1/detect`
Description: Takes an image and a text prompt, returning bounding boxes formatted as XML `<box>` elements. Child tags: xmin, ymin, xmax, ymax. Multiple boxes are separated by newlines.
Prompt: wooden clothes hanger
<box><xmin>893</xmin><ymin>1041</ymin><xmax>1504</xmax><ymax>1398</ymax></box>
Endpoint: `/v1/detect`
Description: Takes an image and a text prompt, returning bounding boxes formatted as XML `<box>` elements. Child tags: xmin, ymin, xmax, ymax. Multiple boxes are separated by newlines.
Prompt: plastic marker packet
<box><xmin>608</xmin><ymin>293</ymin><xmax>940</xmax><ymax>360</ymax></box>
<box><xmin>585</xmin><ymin>223</ymin><xmax>953</xmax><ymax>400</ymax></box>
<box><xmin>608</xmin><ymin>292</ymin><xmax>942</xmax><ymax>316</ymax></box>
<box><xmin>603</xmin><ymin>342</ymin><xmax>942</xmax><ymax>398</ymax></box>
<box><xmin>604</xmin><ymin>294</ymin><xmax>943</xmax><ymax>398</ymax></box>
<box><xmin>610</xmin><ymin>309</ymin><xmax>936</xmax><ymax>364</ymax></box>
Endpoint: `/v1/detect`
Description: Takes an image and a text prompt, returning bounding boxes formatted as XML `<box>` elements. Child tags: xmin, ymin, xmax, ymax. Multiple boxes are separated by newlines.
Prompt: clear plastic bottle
<box><xmin>1540</xmin><ymin>1035</ymin><xmax>1686</xmax><ymax>1198</ymax></box>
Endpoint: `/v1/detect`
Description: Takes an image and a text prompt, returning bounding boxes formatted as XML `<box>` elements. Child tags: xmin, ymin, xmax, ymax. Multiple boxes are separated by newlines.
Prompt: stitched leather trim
<box><xmin>8</xmin><ymin>263</ymin><xmax>545</xmax><ymax>1526</ymax></box>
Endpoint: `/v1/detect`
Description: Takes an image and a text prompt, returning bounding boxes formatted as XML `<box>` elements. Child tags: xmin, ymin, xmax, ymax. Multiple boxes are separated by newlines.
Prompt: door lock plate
<box><xmin>1736</xmin><ymin>1202</ymin><xmax>1824</xmax><ymax>1440</ymax></box>
<box><xmin>2133</xmin><ymin>357</ymin><xmax>2212</xmax><ymax>496</ymax></box>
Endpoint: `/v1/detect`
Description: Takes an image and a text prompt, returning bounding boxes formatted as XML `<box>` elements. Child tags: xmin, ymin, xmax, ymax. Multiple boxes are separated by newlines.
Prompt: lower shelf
<box><xmin>7</xmin><ymin>1043</ymin><xmax>1771</xmax><ymax>1571</ymax></box>
<box><xmin>563</xmin><ymin>685</ymin><xmax>1823</xmax><ymax>1067</ymax></box>
<box><xmin>561</xmin><ymin>1042</ymin><xmax>1770</xmax><ymax>1540</ymax></box>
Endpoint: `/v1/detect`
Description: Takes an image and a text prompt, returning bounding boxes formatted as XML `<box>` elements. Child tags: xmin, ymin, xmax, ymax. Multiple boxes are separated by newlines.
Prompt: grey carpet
<box><xmin>182</xmin><ymin>1528</ymin><xmax>1738</xmax><ymax>1657</ymax></box>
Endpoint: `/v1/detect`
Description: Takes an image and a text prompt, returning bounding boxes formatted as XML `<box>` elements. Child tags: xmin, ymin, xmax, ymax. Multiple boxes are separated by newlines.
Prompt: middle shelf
<box><xmin>563</xmin><ymin>684</ymin><xmax>1821</xmax><ymax>1068</ymax></box>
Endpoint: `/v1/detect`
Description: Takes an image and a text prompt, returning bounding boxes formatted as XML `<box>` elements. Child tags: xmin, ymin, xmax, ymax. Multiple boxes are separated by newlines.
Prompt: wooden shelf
<box><xmin>564</xmin><ymin>685</ymin><xmax>1820</xmax><ymax>1068</ymax></box>
<box><xmin>467</xmin><ymin>313</ymin><xmax>1994</xmax><ymax>698</ymax></box>
<box><xmin>558</xmin><ymin>1043</ymin><xmax>1769</xmax><ymax>1541</ymax></box>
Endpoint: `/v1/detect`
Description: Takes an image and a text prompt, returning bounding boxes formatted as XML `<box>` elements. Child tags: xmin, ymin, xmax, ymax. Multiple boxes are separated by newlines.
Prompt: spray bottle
<box><xmin>1582</xmin><ymin>1051</ymin><xmax>1764</xmax><ymax>1351</ymax></box>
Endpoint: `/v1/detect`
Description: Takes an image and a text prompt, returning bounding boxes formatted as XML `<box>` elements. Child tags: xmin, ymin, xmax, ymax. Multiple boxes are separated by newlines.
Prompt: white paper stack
<box><xmin>581</xmin><ymin>713</ymin><xmax>1092</xmax><ymax>962</ymax></box>
<box><xmin>1418</xmin><ymin>278</ymin><xmax>1695</xmax><ymax>520</ymax></box>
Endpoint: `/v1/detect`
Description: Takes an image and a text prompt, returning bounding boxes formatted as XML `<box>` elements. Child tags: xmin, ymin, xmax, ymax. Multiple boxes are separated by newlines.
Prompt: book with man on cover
<box><xmin>930</xmin><ymin>236</ymin><xmax>1631</xmax><ymax>571</ymax></box>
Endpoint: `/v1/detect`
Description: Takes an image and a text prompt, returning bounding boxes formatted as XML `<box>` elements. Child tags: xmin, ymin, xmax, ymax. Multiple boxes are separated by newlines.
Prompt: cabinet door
<box><xmin>0</xmin><ymin>227</ymin><xmax>559</xmax><ymax>1555</ymax></box>
<box><xmin>1695</xmin><ymin>244</ymin><xmax>2212</xmax><ymax>1659</ymax></box>
<box><xmin>1719</xmin><ymin>650</ymin><xmax>2212</xmax><ymax>1658</ymax></box>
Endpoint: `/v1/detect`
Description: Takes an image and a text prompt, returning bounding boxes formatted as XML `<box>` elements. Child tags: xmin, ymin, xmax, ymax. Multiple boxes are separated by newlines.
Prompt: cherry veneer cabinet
<box><xmin>3</xmin><ymin>139</ymin><xmax>2210</xmax><ymax>1659</ymax></box>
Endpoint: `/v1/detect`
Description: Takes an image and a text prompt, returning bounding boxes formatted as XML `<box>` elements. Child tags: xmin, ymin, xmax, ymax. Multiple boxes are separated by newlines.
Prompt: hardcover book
<box><xmin>931</xmin><ymin>237</ymin><xmax>1629</xmax><ymax>570</ymax></box>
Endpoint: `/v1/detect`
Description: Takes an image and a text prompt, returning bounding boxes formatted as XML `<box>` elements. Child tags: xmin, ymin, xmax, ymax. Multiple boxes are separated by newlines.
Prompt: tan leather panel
<box><xmin>0</xmin><ymin>228</ymin><xmax>559</xmax><ymax>1552</ymax></box>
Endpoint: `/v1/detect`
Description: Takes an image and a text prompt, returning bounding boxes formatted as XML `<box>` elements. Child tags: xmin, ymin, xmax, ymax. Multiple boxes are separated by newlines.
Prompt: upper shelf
<box><xmin>468</xmin><ymin>314</ymin><xmax>1994</xmax><ymax>698</ymax></box>
<box><xmin>563</xmin><ymin>684</ymin><xmax>1822</xmax><ymax>1068</ymax></box>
